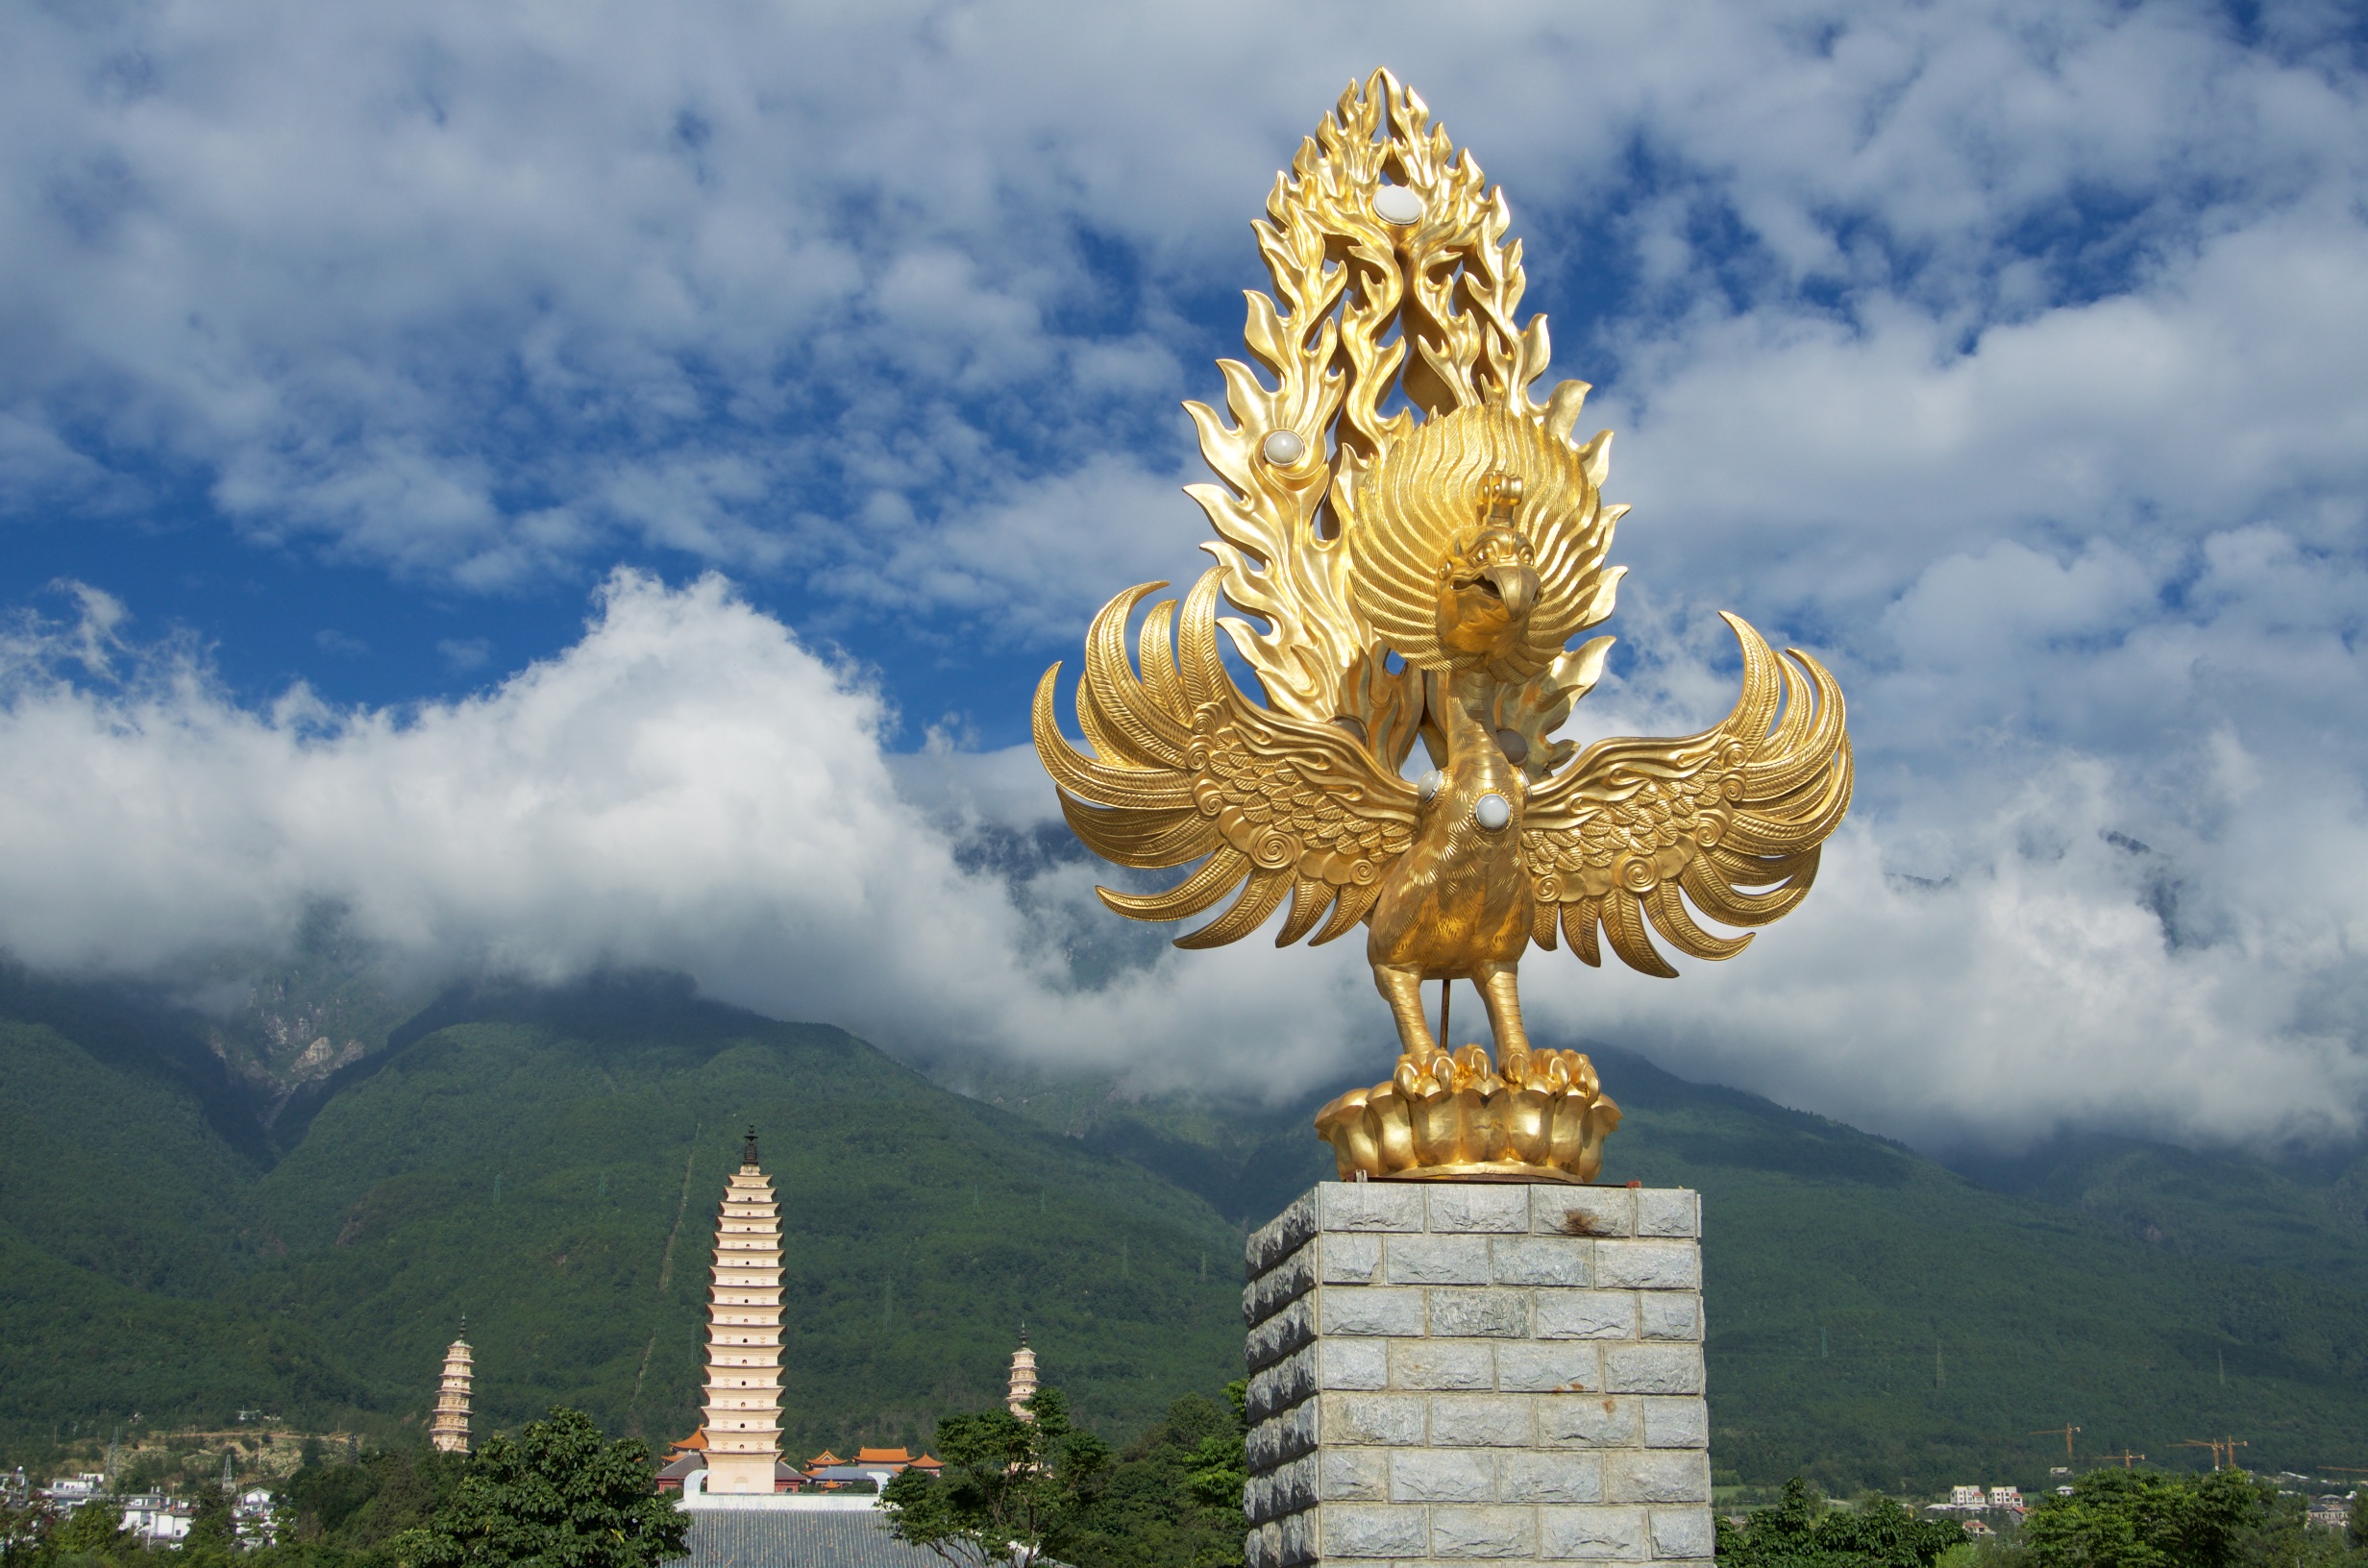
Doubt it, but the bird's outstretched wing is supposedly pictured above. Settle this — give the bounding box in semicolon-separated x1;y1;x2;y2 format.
1522;613;1851;977
1034;570;1420;949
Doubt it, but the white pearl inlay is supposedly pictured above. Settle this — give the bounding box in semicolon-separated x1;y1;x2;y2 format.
1262;429;1306;465
1417;769;1445;802
1373;185;1424;225
1474;792;1512;831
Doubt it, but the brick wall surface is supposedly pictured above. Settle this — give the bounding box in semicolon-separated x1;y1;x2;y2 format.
1242;1183;1708;1568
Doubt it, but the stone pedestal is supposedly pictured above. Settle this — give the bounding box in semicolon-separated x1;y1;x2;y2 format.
1244;1183;1709;1568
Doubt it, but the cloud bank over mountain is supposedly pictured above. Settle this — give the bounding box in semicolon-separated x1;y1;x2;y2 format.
0;0;2362;1153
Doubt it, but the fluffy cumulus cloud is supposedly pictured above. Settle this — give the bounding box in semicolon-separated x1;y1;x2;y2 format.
0;573;1383;1087
1;0;2364;1151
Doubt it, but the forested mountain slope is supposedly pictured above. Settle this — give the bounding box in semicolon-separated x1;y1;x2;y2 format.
5;967;2367;1494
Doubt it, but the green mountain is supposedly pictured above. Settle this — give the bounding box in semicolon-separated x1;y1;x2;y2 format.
6;965;2368;1497
0;971;1246;1457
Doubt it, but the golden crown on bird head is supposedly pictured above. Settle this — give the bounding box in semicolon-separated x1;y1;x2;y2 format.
1034;70;1854;1185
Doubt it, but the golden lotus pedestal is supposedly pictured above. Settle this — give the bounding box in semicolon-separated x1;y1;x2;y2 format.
1314;1046;1623;1186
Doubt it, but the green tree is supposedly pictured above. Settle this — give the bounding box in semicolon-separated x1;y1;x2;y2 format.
52;1503;126;1560
1183;1384;1246;1514
185;1478;236;1554
1062;1387;1244;1568
1718;1478;1964;1568
0;1496;59;1568
389;1409;684;1568
881;1387;1112;1568
2020;1469;2262;1568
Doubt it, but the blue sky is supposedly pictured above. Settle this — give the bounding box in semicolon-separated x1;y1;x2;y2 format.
3;1;2365;1153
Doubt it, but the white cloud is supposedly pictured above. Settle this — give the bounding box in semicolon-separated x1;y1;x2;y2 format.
0;574;1386;1098
1;0;2364;1152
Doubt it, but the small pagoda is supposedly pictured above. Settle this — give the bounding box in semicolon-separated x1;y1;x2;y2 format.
700;1128;785;1494
1006;1327;1038;1418
429;1325;473;1454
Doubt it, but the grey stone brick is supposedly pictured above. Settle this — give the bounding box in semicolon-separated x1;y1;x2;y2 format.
1323;1392;1427;1446
1248;1296;1318;1371
1322;1338;1391;1390
1249;1190;1320;1272
1431;1506;1538;1558
1322;1233;1385;1285
1246;1473;1271;1525
1319;1448;1390;1501
1247;1417;1280;1471
1270;1455;1317;1516
1390;1448;1496;1503
1640;1398;1709;1450
1427;1186;1530;1233
1633;1189;1700;1239
1536;1188;1634;1238
1390;1339;1495;1391
1323;1286;1427;1336
1321;1183;1427;1233
1501;1451;1605;1504
1275;1399;1319;1462
1604;1345;1704;1396
1386;1234;1494;1285
1638;1294;1700;1342
1539;1505;1647;1558
1538;1394;1640;1448
1280;1509;1319;1567
1493;1236;1591;1286
1427;1394;1536;1447
1534;1291;1636;1340
1497;1342;1602;1394
1249;1345;1317;1424
1650;1507;1715;1560
1323;1505;1428;1558
1605;1452;1711;1505
1592;1241;1700;1291
1248;1520;1278;1568
1429;1288;1532;1337
1250;1244;1320;1325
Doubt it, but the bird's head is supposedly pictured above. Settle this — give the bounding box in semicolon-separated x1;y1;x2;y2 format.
1435;473;1541;661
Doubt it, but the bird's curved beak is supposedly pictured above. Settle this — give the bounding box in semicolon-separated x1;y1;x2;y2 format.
1484;562;1539;622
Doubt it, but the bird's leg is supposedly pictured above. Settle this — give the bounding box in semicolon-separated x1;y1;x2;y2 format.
1373;962;1441;1066
1476;961;1532;1083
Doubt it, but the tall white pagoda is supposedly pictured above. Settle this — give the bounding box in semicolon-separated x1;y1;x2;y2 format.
1006;1327;1039;1418
700;1127;785;1494
429;1324;473;1454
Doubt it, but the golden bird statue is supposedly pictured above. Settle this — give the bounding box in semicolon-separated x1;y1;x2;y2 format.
1033;71;1853;1184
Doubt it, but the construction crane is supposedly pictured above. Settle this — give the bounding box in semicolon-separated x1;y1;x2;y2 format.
2101;1450;2146;1470
2031;1424;2083;1462
2176;1437;2250;1470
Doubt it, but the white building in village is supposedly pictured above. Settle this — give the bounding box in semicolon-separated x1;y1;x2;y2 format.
117;1494;193;1544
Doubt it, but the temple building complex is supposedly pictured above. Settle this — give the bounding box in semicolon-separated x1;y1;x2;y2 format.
653;1127;993;1568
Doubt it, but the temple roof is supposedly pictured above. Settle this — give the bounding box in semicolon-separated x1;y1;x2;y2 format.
668;1510;940;1568
852;1448;910;1464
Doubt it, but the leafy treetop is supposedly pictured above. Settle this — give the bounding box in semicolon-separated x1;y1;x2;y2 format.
881;1387;1112;1568
388;1409;684;1568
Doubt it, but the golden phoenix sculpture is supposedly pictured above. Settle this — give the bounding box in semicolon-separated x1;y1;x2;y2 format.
1033;71;1852;1184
